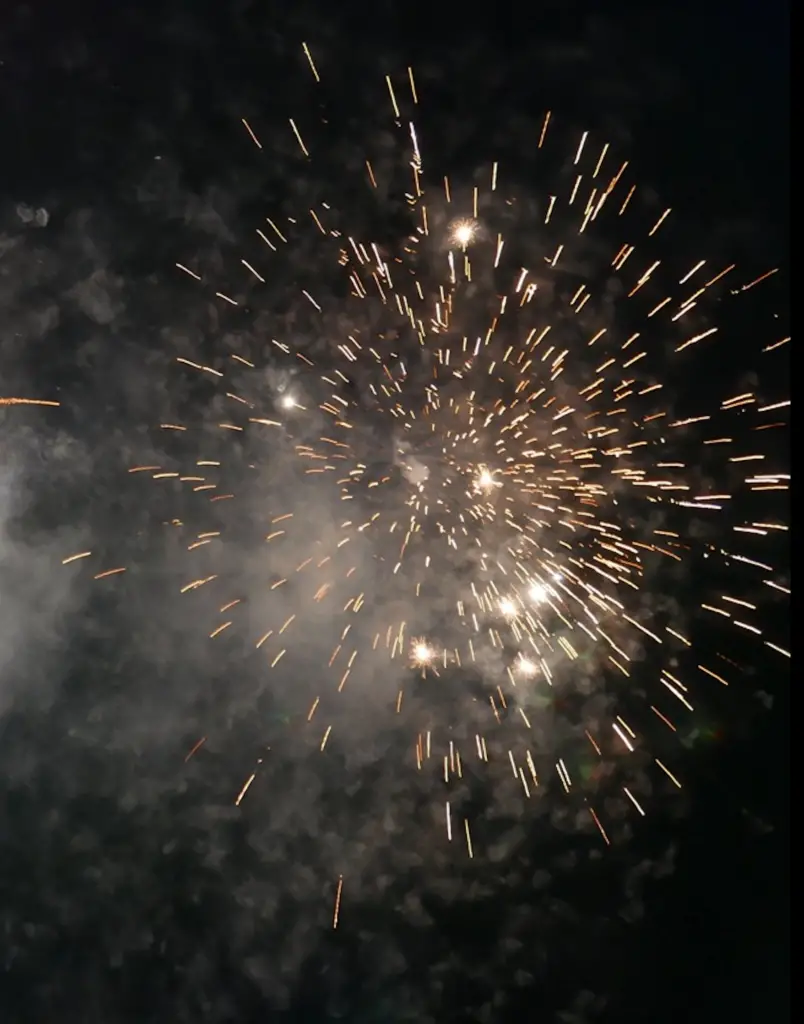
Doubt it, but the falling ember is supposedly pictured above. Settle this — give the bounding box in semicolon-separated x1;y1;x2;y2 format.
588;806;611;845
184;737;207;762
333;875;343;929
93;567;127;580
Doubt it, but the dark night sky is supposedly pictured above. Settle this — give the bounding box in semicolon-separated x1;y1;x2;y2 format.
0;2;789;1022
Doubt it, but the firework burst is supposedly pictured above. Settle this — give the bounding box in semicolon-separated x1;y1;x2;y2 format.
64;46;789;908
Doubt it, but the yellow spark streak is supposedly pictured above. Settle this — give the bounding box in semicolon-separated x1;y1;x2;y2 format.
62;551;92;564
176;263;201;280
385;75;400;119
648;208;671;236
699;664;729;686
235;773;256;806
538;111;551;148
623;788;645;816
177;358;223;378
302;42;320;82
1;397;60;407
289;119;310;157
655;760;682;788
241;118;262;149
464;819;474;859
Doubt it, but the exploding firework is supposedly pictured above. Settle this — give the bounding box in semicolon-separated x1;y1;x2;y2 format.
64;46;789;907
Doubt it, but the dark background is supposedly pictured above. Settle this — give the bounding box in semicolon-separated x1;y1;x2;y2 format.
0;1;789;1021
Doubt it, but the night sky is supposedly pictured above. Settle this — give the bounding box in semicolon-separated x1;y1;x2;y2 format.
0;2;789;1022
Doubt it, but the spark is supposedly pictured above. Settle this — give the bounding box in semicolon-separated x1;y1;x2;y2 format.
498;598;517;618
450;218;478;249
333;875;344;929
412;641;435;667
1;397;60;407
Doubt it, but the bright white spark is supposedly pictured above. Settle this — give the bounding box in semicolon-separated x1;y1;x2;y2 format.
413;641;434;665
451;219;478;248
517;656;538;677
475;467;500;493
